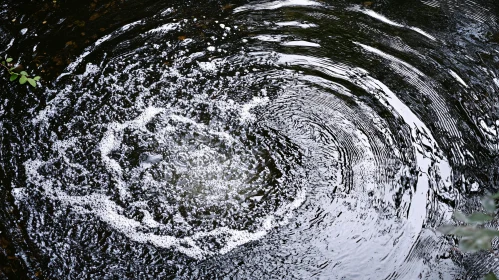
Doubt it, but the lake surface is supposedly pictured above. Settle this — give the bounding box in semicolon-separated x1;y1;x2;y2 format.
1;0;498;278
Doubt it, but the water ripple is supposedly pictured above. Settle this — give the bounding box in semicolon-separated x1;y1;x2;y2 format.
4;0;499;278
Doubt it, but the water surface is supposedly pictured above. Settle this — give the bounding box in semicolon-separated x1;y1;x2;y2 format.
1;0;499;278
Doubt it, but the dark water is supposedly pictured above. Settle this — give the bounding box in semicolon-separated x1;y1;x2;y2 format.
1;0;499;279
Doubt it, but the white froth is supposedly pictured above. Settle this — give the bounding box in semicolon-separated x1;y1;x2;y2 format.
470;182;480;192
11;188;27;200
83;63;100;77
147;22;180;34
160;7;174;16
140;154;163;169
32;86;72;125
254;34;286;42
493;78;499;88
22;32;313;261
240;96;269;123
167;113;236;144
25;148;306;259
197;61;218;72
140;210;163;228
99;107;165;199
27;96;305;259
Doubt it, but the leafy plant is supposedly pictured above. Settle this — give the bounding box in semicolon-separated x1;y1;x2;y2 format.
485;272;498;280
1;57;40;88
439;192;499;279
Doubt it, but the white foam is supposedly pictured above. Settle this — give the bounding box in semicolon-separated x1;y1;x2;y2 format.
240;96;269;123
197;61;218;72
23;44;313;261
471;182;480;192
254;34;287;42
99;107;165;199
11;188;26;200
494;78;499;88
29;99;305;259
140;154;163;169
146;22;179;34
25;147;306;259
82;63;100;77
32;86;72;125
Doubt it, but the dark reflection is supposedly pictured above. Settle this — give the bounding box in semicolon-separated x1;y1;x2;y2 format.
1;0;498;278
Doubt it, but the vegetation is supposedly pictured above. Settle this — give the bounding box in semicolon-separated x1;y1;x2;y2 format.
1;57;40;88
439;192;499;279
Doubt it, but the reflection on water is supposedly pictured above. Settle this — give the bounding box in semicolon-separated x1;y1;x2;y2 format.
1;0;498;278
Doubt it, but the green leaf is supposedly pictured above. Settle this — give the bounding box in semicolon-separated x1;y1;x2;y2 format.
437;225;456;235
467;213;494;223
459;236;491;252
20;71;28;76
10;74;18;81
482;196;496;214
454;211;493;224
459;228;499;252
438;225;499;237
485;272;498;280
19;75;27;84
454;211;468;223
27;78;36;87
439;225;499;252
491;192;499;199
438;225;475;236
438;226;499;252
1;61;5;65
33;76;41;81
6;58;13;63
460;232;491;252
